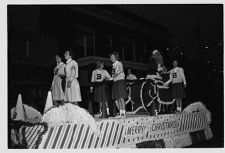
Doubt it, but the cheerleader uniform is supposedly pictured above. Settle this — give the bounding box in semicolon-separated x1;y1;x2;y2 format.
64;59;82;103
91;69;111;102
51;62;65;101
112;61;128;100
170;67;186;99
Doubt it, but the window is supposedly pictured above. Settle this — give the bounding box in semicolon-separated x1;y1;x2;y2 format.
75;32;94;58
75;33;84;58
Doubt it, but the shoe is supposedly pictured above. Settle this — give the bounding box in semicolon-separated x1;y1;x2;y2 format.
100;114;109;119
108;114;115;117
115;113;126;119
115;115;121;119
94;112;102;118
175;111;181;114
120;113;126;118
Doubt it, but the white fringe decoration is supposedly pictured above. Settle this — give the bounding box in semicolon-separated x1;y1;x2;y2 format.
164;133;192;148
42;103;100;135
204;127;213;140
11;104;42;123
11;129;19;145
163;137;174;148
182;101;212;124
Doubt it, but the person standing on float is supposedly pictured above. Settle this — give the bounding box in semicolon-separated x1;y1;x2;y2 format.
64;50;82;105
110;52;128;118
165;60;187;112
90;60;112;117
51;54;65;106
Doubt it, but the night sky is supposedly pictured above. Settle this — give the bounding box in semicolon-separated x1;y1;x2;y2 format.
118;4;223;45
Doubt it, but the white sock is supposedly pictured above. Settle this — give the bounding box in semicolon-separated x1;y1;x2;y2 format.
122;110;125;115
120;110;122;115
106;108;109;115
177;107;181;112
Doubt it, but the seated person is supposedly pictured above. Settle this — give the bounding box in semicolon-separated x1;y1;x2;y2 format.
126;68;137;86
126;68;137;80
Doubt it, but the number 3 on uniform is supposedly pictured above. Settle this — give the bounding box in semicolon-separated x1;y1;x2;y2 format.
97;74;102;79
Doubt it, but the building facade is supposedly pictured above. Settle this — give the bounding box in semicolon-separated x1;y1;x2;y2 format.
8;5;171;111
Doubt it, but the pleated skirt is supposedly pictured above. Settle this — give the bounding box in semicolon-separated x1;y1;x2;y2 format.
172;83;186;99
112;80;128;100
94;84;109;102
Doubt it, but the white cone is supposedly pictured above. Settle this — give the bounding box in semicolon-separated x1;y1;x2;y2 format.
12;94;25;121
44;91;53;113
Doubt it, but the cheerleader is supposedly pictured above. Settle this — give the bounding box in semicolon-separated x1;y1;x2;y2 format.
90;61;112;117
165;60;187;112
64;50;82;105
110;52;128;118
51;54;65;106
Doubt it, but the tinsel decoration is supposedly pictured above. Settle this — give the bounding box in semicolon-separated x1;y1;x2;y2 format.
164;133;192;148
182;101;211;124
11;104;42;123
42;103;100;135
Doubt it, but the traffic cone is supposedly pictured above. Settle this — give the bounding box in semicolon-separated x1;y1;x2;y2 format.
12;94;25;121
44;91;53;113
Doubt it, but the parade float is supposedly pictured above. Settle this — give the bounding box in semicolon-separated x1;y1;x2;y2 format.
10;79;213;148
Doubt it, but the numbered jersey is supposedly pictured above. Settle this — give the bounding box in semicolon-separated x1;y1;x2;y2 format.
91;69;111;82
170;67;186;85
112;61;125;81
65;59;79;80
54;62;65;77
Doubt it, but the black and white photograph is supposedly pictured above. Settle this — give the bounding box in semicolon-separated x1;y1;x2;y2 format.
1;0;224;150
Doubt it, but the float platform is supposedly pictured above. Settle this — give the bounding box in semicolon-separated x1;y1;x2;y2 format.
11;110;213;148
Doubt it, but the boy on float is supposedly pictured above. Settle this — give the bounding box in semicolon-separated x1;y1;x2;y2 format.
90;60;112;118
165;60;187;113
110;52;128;118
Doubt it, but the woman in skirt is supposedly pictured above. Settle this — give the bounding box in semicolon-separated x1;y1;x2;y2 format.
64;50;82;105
165;60;187;112
51;54;65;106
90;60;112;117
110;52;128;118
